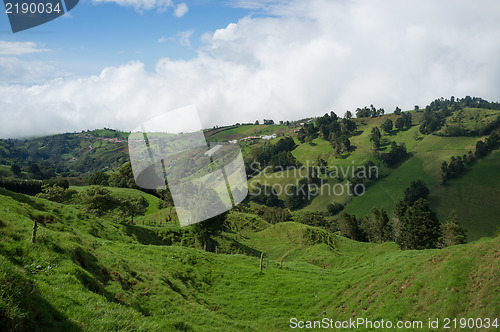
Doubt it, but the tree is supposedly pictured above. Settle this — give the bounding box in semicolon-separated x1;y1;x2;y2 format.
438;211;467;247
10;164;21;176
89;172;110;186
381;119;393;133
28;163;42;179
108;162;137;188
391;199;407;243
369;126;381;150
262;206;291;224
475;140;487;158
36;185;77;203
402;112;412;128
396;198;440;250
404;180;429;205
327;202;344;216
337;212;364;241
255;120;260;125
361;207;392;243
344;110;352;119
395;117;405;130
394;107;402;115
414;105;420;111
284;185;302;210
117;196;147;223
192;212;227;251
78;186;118;216
441;161;449;183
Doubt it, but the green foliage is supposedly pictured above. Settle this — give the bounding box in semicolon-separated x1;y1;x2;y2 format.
396;199;440;250
369;126;381;150
249;183;282;207
439;211;467;247
10;164;21;176
78;186;118;216
361;207;392;243
291;210;327;228
36;185;77;203
0;177;43;196
475;140;487;158
326;202;344;216
381;118;393;133
336;212;364;241
89;172;110;186
108;163;137;189
117;196;147;223
261;206;291;224
379;141;408;167
192;213;227;251
403;180;430;205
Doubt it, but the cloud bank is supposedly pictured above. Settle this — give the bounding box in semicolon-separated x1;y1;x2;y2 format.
1;0;500;138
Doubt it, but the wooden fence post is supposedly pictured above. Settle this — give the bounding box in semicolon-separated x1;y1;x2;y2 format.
259;252;264;272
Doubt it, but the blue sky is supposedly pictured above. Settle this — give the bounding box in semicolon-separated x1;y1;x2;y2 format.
1;0;500;138
0;0;252;75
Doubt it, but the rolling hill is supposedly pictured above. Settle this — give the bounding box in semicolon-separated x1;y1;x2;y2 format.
0;187;498;331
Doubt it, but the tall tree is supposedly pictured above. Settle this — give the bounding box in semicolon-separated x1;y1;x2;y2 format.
381;119;393;133
396;198;440;250
369;126;381;150
361;207;392;243
438;210;467;247
10;164;21;176
192;212;227;251
337;212;364;241
404;180;429;205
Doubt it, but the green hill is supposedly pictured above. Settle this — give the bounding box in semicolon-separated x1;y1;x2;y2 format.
0;188;498;331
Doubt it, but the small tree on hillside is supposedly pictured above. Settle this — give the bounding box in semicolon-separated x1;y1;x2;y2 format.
192;212;227;251
404;180;429;206
369;126;381;151
78;186;118;216
10;164;21;176
118;196;147;223
396;198;440;250
381;119;393;133
438;210;467;247
337;212;364;241
395;117;405;130
361;207;392;243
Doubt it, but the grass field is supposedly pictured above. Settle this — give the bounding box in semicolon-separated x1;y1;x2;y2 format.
0;188;498;331
344;157;438;218
206;124;289;141
429;150;500;241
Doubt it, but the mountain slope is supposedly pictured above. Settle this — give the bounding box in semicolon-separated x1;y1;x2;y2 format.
0;189;498;331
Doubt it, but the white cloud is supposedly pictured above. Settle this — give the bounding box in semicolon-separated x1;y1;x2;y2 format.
157;36;167;43
0;57;67;84
91;0;173;12
1;0;500;138
174;2;188;18
0;41;49;55
178;30;194;47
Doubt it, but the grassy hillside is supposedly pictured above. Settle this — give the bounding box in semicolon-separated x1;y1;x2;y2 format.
429;150;500;241
0;188;498;331
245;109;499;239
